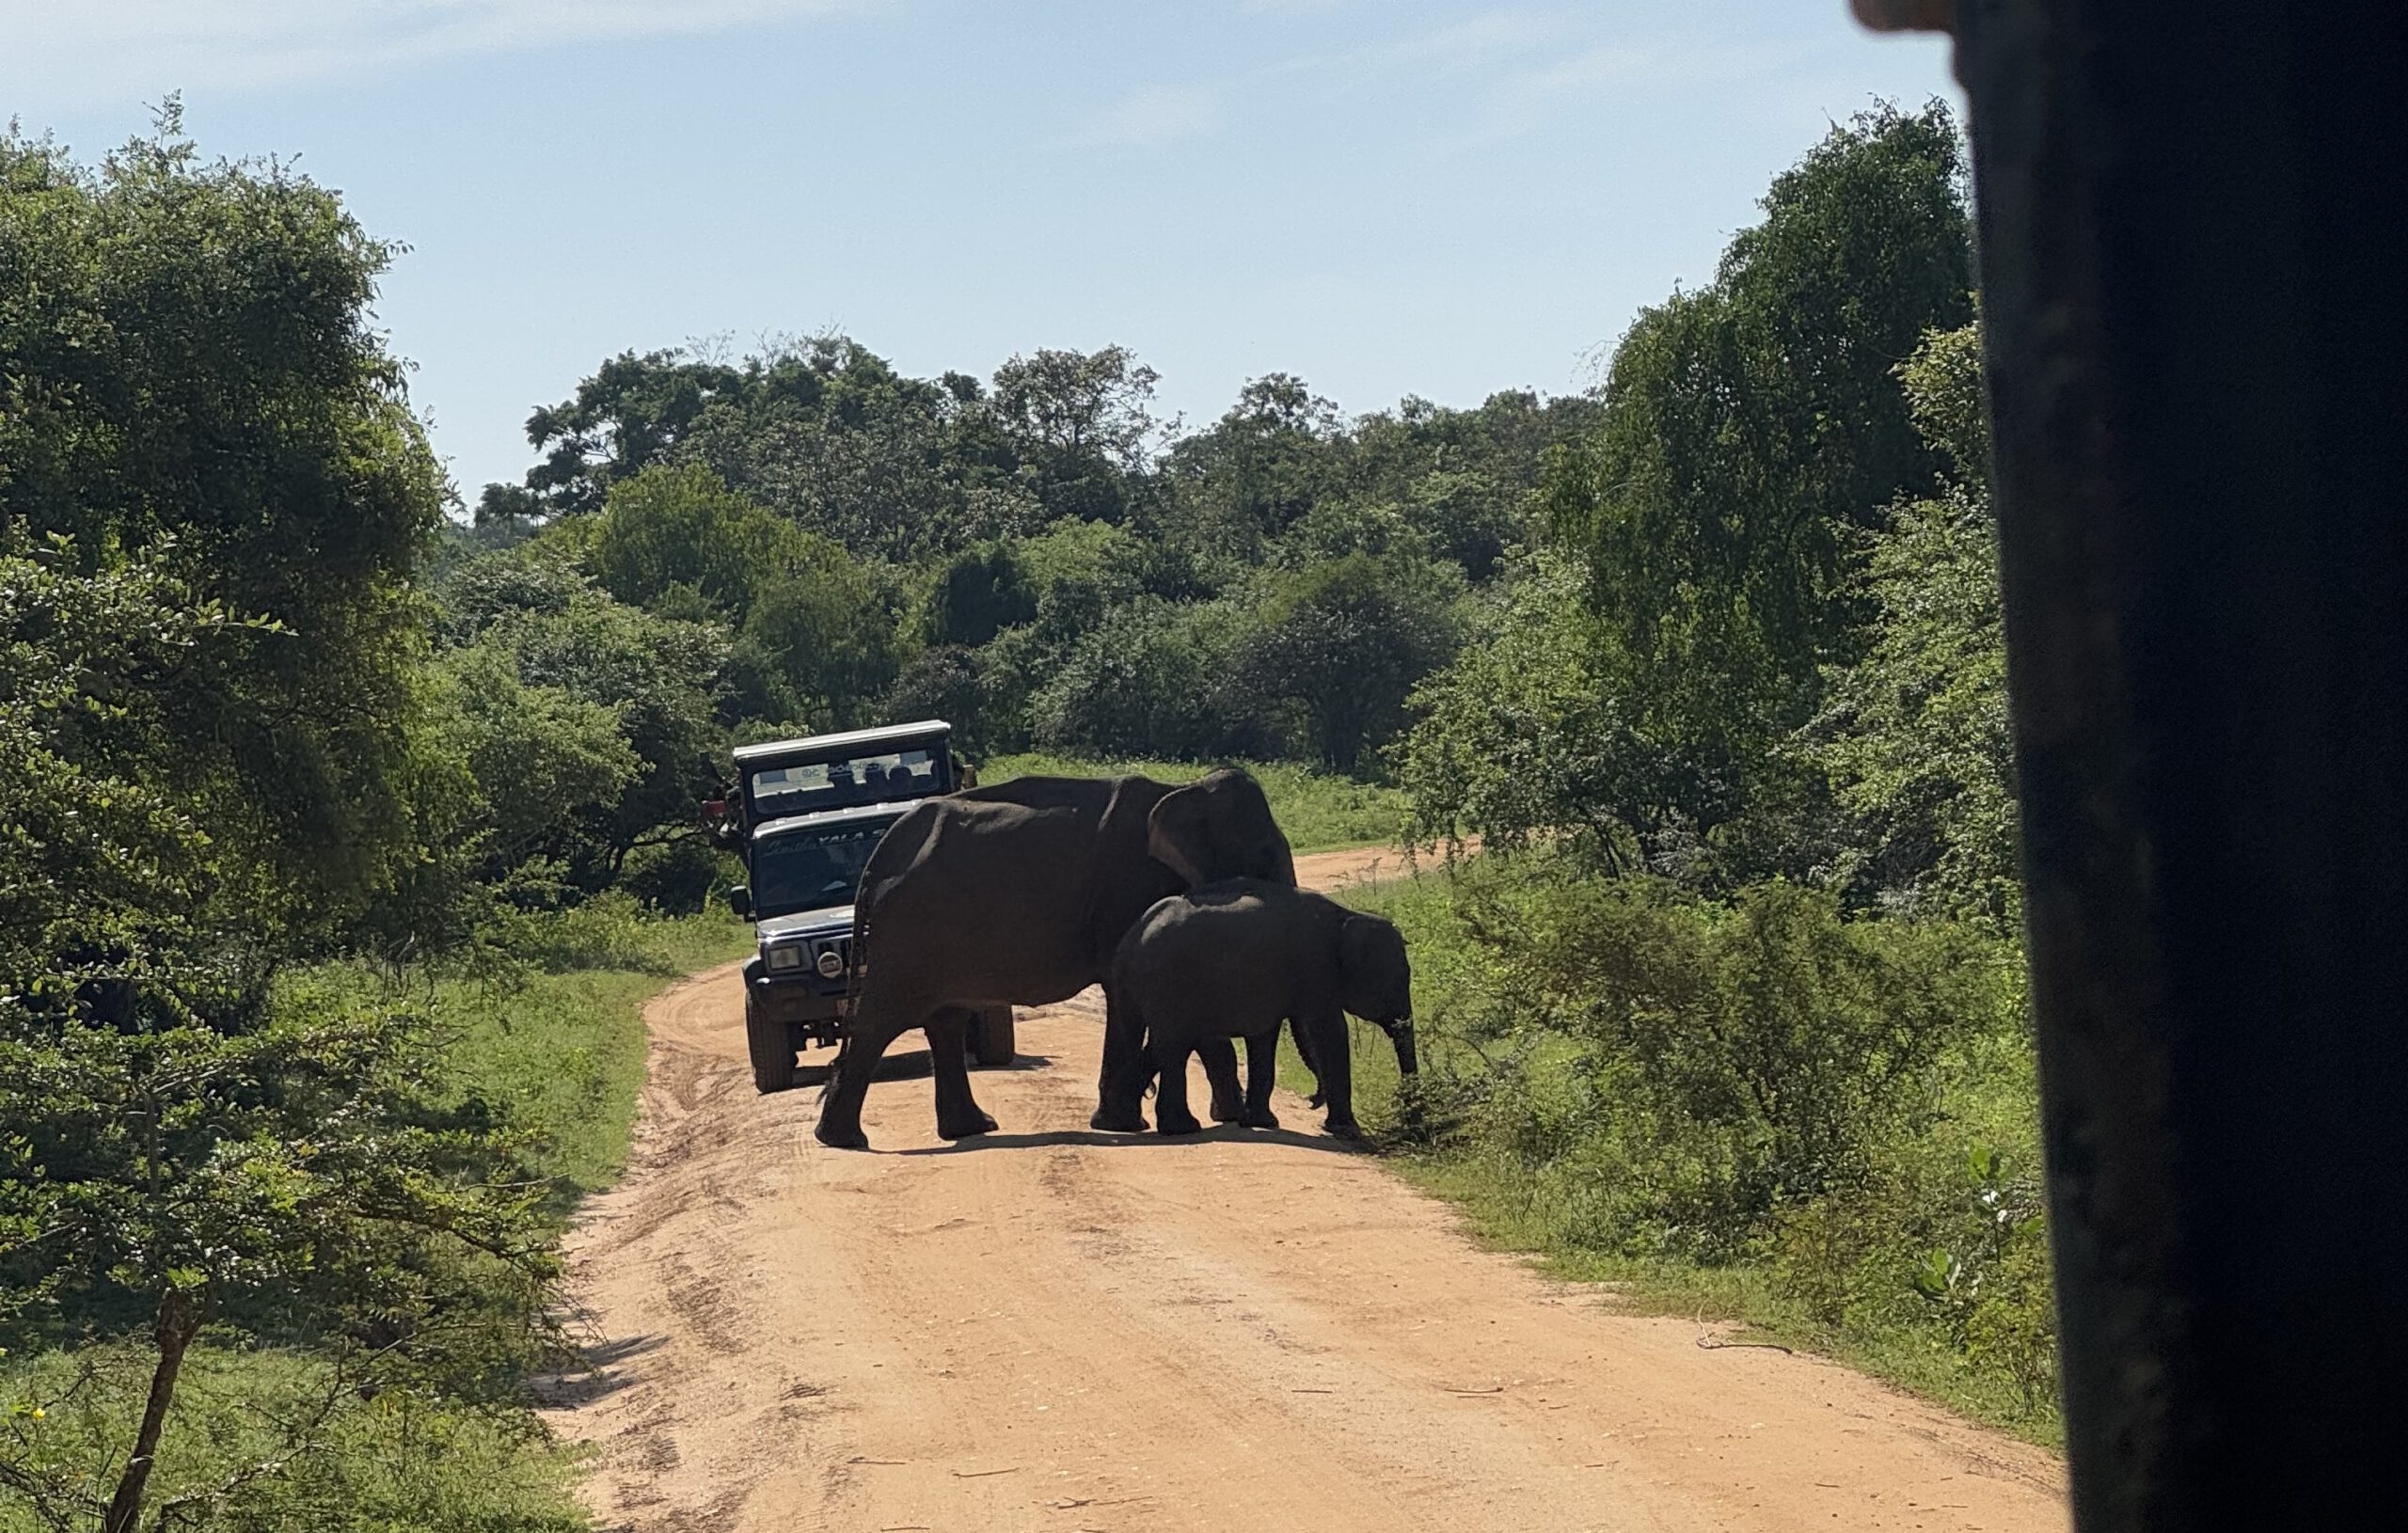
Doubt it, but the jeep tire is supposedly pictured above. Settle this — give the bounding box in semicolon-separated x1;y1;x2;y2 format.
973;1006;1016;1067
746;991;797;1094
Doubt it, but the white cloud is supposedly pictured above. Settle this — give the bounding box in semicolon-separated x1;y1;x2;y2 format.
1073;84;1221;148
1459;39;1805;148
1369;8;1565;69
0;0;881;106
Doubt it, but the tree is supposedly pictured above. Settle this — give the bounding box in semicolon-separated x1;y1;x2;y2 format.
512;349;745;518
1031;598;1260;760
1395;553;1663;862
437;545;728;892
1159;374;1346;561
0;995;558;1533
1237;554;1462;774
0;532;268;1034
917;541;1038;650
1539;101;1975;858
990;345;1161;525
1;111;449;939
1810;320;2017;922
589;464;898;725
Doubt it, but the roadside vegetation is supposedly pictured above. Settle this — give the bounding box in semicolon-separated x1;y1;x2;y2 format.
3;87;2049;1530
1306;107;2055;1441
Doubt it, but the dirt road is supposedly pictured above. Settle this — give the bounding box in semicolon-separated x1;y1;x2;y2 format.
544;846;2067;1531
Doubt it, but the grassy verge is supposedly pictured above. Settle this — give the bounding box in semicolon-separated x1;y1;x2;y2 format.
1289;862;2064;1450
982;752;1408;852
1;901;751;1533
432;902;752;1207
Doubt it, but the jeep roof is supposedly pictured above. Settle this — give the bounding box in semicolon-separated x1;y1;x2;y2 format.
732;719;951;769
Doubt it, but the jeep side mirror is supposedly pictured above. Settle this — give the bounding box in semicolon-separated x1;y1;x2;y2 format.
727;886;752;920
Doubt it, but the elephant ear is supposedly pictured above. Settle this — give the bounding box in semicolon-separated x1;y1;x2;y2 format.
1339;913;1407;1000
1146;784;1213;889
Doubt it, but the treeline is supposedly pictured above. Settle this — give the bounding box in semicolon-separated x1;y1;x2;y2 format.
464;336;1594;778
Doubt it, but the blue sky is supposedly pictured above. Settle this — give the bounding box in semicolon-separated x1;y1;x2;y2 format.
1;2;1956;504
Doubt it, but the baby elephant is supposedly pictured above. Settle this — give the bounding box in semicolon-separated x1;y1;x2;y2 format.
1092;878;1417;1138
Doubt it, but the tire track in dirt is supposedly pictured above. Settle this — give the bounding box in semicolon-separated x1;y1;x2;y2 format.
541;846;2067;1531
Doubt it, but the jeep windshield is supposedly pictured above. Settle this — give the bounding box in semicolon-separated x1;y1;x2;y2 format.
751;820;894;920
749;749;941;819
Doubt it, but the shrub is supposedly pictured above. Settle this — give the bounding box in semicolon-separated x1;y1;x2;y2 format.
1340;855;2055;1433
1029;598;1259;760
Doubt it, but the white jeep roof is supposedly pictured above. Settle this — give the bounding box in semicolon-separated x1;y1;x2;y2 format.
733;719;951;767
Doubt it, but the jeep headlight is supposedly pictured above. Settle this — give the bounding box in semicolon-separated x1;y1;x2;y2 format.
815;947;846;979
767;945;803;972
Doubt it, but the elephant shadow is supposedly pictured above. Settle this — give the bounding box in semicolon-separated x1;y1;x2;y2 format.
892;1122;1369;1158
795;1050;1057;1088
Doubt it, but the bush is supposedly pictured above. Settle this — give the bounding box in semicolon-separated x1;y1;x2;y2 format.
1236;553;1462;775
0;1343;587;1533
1029;598;1259;760
621;837;736;915
1331;856;2057;1436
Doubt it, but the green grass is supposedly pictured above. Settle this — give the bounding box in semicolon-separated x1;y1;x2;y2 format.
982;752;1409;853
434;902;751;1203
1;1343;588;1533
0;902;751;1532
1286;865;2066;1451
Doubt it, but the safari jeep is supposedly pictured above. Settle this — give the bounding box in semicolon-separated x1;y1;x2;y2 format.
712;720;1014;1094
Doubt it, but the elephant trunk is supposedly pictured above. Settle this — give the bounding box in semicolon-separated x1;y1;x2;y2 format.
1386;1020;1418;1079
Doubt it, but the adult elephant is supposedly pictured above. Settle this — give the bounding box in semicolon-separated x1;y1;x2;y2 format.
816;769;1296;1149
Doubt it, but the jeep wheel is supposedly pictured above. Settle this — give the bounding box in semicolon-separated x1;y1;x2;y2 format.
973;1006;1016;1067
746;992;797;1093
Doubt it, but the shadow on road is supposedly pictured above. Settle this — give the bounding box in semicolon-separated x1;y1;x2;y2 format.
792;1050;1059;1088
529;1332;666;1409
890;1123;1367;1158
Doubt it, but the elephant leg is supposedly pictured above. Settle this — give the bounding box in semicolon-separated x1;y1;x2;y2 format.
927;1006;998;1141
1304;1008;1359;1139
1293;1018;1328;1109
1198;1035;1244;1124
1241;1029;1281;1130
1091;986;1150;1132
1153;1037;1204;1136
815;996;927;1149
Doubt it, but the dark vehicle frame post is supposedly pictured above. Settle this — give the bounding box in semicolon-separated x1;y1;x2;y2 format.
1863;1;2408;1525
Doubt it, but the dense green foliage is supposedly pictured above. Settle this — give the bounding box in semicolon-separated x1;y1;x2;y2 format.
1416;103;1977;883
1327;859;2056;1437
0;115;752;1532
1374;103;2050;1433
473;323;1600;774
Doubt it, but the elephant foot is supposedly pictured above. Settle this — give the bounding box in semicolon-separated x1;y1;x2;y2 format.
1208;1093;1244;1124
1323;1117;1364;1141
1241;1108;1281;1130
1090;1107;1149;1133
938;1108;1000;1141
1155;1110;1205;1136
815;1119;870;1151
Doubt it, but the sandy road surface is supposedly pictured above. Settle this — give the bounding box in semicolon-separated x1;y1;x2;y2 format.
543;846;2067;1531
